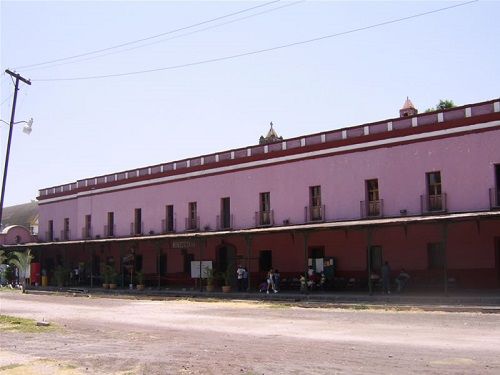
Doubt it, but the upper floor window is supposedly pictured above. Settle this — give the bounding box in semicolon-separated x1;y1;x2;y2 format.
257;192;272;226
220;197;231;229
491;164;500;208
47;220;54;241
164;205;175;232
107;212;114;237
84;215;91;238
365;179;382;217
425;171;445;211
63;218;70;240
187;202;198;230
307;186;323;221
134;208;142;235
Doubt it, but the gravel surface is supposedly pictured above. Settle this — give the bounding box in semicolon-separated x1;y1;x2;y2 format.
1;292;499;374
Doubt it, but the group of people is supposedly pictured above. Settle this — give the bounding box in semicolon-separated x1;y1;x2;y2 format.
376;261;410;294
258;268;280;294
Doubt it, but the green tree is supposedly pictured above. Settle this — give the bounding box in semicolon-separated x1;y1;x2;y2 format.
8;249;33;291
425;99;456;112
437;99;455;110
0;249;7;264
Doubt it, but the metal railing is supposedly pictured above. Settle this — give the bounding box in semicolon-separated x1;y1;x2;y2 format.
45;230;54;242
255;210;274;227
185;216;200;231
489;188;500;209
304;205;325;222
60;229;71;241
81;227;93;239
216;214;234;230
104;224;116;237
130;222;144;236
161;218;176;233
360;199;384;218
420;193;447;214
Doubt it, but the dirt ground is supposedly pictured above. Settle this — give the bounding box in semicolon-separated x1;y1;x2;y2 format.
1;292;500;374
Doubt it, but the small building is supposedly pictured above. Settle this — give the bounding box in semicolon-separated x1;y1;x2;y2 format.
9;98;500;292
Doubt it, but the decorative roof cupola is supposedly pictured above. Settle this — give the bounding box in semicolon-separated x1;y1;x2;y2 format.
399;97;418;117
259;122;283;145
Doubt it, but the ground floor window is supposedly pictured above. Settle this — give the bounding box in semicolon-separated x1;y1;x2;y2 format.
427;243;445;269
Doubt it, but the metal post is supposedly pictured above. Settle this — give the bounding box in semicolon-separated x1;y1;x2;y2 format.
0;70;31;228
442;222;448;295
303;232;309;293
199;238;203;292
367;228;373;295
245;235;252;291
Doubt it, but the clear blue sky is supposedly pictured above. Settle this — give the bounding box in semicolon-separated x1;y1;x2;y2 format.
1;1;499;206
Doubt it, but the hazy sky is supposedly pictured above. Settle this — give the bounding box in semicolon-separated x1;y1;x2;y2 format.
1;1;499;206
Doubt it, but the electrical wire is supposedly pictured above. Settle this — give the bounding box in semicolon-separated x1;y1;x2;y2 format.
0;94;13;107
14;0;280;70
32;0;478;82
20;0;304;73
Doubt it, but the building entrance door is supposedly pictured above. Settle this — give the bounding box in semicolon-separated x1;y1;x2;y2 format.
217;244;236;286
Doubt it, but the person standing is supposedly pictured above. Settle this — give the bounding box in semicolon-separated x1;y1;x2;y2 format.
236;265;245;292
243;267;249;291
381;261;391;294
267;269;277;294
273;269;280;291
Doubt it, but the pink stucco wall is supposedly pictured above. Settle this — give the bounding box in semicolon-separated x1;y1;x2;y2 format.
38;129;500;241
0;226;33;245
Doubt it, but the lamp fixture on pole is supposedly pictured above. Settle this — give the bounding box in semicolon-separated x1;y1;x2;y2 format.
0;69;32;229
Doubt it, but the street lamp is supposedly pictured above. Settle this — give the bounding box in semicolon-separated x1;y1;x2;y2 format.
0;118;34;229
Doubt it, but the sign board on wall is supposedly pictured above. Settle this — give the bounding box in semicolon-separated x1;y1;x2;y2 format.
190;261;212;278
172;240;196;249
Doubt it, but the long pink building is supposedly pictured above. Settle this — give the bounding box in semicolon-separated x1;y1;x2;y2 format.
22;98;500;291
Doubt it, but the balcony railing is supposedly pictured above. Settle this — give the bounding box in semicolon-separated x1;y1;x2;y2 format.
360;199;384;218
46;231;54;242
161;218;176;233
255;210;274;227
489;188;500;209
81;227;93;239
304;205;325;222
130;222;144;236
60;229;71;241
216;214;234;230
185;216;200;231
421;193;447;214
104;224;116;237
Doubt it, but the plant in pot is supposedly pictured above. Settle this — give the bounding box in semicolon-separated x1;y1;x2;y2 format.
54;265;68;287
204;267;217;292
222;264;234;293
136;271;145;290
108;265;118;289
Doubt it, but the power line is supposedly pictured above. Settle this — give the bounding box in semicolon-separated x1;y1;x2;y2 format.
14;0;280;70
32;0;478;82
20;0;304;73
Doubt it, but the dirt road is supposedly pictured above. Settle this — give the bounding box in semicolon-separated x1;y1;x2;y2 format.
1;292;499;374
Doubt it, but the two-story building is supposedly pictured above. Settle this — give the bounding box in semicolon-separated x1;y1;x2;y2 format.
21;98;500;291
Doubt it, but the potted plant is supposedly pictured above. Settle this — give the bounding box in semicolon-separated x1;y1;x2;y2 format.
136;271;145;290
54;265;68;287
204;267;217;292
222;264;234;293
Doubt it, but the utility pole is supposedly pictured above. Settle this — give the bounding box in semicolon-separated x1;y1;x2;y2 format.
0;69;31;229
